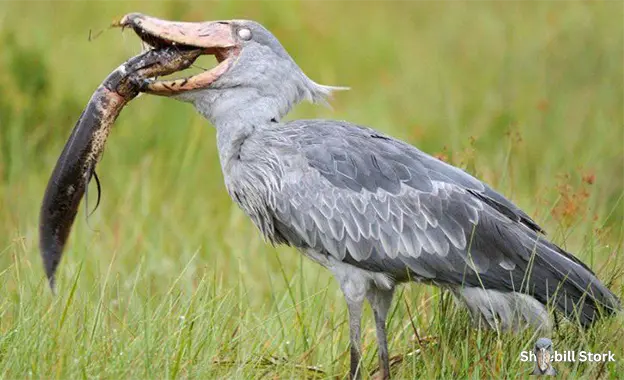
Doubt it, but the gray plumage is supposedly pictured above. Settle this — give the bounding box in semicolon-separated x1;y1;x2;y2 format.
223;118;616;326
157;20;619;379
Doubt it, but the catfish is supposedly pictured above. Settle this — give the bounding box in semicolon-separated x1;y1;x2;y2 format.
40;47;201;291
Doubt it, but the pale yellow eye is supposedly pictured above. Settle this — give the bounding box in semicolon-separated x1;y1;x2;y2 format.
238;28;252;41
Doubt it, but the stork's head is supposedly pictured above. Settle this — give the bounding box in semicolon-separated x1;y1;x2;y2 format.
534;338;555;374
118;13;345;124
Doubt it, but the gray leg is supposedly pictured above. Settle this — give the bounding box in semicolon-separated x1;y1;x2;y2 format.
324;255;380;380
346;298;364;380
367;287;395;380
332;268;369;380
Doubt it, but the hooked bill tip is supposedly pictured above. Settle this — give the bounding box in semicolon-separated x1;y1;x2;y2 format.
110;17;124;28
112;13;145;29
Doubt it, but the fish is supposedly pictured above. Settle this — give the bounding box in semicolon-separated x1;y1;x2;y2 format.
39;47;202;292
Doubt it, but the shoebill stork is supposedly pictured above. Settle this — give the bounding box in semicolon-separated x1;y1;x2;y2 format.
117;13;619;379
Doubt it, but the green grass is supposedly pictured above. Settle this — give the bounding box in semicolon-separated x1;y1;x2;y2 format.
1;1;623;378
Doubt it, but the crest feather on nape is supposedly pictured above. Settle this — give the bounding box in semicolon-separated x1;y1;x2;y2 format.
303;75;349;107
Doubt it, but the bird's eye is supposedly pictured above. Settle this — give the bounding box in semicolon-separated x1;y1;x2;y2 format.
237;28;252;41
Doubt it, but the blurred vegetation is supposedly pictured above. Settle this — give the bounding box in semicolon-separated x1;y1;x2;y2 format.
0;1;622;378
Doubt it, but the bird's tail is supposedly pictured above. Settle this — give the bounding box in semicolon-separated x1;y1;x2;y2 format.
530;238;621;327
454;232;620;330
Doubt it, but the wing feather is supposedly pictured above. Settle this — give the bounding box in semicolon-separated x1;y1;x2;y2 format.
262;120;618;325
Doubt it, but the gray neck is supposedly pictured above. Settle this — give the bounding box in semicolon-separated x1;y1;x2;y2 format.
188;88;280;168
191;87;286;125
215;120;255;170
177;70;341;167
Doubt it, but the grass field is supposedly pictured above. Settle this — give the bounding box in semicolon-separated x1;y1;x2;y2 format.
1;1;623;378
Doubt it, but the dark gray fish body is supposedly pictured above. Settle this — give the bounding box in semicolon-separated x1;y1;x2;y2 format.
40;47;201;290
